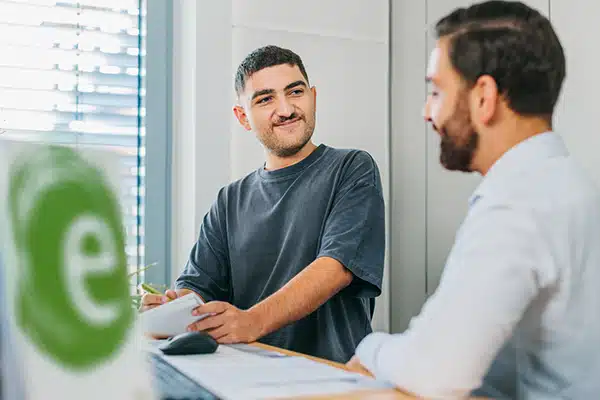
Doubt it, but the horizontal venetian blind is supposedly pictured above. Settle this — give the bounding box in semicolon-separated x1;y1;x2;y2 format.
0;0;146;275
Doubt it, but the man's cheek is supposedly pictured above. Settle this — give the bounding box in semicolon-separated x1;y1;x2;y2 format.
430;96;447;123
249;113;269;131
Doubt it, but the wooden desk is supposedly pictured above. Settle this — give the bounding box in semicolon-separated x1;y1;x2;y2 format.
252;343;488;400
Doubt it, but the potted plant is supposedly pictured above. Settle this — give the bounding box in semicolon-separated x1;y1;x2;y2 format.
128;262;165;310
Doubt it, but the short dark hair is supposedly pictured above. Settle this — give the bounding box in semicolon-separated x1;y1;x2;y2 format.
435;0;566;120
234;45;310;96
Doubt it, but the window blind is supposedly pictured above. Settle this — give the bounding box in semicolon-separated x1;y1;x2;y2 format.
0;0;147;277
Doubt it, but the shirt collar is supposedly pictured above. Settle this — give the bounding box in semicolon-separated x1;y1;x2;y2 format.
468;131;569;207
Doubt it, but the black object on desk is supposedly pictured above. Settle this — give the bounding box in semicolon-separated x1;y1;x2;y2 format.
159;331;219;356
149;352;222;400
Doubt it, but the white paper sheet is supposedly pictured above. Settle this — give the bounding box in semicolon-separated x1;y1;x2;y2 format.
154;344;394;399
238;378;388;399
138;293;209;337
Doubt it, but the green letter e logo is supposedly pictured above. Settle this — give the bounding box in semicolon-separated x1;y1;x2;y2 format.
8;145;133;370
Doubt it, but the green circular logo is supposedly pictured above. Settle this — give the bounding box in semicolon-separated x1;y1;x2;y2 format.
8;145;133;370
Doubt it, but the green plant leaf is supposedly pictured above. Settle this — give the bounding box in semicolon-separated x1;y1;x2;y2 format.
127;261;158;279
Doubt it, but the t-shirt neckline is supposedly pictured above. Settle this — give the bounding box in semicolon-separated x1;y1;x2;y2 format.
258;144;328;181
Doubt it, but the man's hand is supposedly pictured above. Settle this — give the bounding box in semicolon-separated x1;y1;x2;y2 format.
139;288;192;312
188;301;264;344
345;355;374;377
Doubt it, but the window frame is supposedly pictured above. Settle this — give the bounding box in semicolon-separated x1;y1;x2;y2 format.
143;0;172;287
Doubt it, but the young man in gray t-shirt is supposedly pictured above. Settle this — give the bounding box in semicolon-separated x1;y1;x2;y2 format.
141;45;385;363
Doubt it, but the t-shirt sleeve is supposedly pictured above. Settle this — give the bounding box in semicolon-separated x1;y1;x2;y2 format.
317;151;385;298
174;188;231;302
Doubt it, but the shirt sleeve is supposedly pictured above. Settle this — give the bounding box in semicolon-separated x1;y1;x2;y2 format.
355;203;557;399
316;151;386;298
174;188;231;302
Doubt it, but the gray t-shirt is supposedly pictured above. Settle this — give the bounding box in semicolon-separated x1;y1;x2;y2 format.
175;144;385;362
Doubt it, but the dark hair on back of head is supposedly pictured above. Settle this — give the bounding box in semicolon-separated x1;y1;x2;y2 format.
435;0;566;121
234;45;309;96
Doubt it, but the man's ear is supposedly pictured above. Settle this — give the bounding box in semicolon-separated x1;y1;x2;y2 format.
470;75;499;125
311;86;317;107
233;105;252;131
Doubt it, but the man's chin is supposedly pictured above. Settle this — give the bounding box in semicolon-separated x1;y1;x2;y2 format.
272;145;306;158
441;162;473;173
439;135;478;172
439;152;474;172
270;138;313;158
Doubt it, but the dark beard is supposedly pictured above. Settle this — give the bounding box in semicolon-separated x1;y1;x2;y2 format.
270;135;312;157
261;112;315;158
438;96;479;172
439;131;478;172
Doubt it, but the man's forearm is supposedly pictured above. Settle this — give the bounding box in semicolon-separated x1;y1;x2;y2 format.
248;256;353;338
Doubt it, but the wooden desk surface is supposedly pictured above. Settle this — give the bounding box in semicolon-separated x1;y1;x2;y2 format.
252;342;487;400
250;342;410;399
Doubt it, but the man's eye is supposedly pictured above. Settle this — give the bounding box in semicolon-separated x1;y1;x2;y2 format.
290;89;304;95
257;96;272;104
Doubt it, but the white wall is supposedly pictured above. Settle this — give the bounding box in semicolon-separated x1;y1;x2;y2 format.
171;0;232;284
389;0;600;331
552;2;600;185
388;0;429;334
171;0;391;332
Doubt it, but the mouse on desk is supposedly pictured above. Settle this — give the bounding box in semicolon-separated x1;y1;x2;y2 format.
159;331;218;356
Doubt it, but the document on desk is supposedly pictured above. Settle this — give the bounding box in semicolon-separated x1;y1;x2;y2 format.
139;293;208;337
158;344;394;399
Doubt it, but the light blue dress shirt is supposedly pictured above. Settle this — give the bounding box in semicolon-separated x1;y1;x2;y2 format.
357;132;600;399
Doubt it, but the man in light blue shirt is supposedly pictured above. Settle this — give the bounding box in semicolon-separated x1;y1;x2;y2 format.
347;1;600;398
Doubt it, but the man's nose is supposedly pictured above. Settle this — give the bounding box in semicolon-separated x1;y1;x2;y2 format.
422;99;431;122
275;97;294;117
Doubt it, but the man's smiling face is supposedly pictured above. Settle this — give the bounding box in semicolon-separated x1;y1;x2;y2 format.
235;63;317;158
